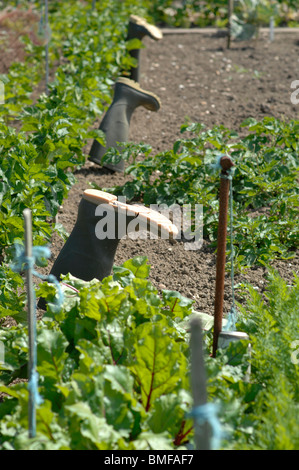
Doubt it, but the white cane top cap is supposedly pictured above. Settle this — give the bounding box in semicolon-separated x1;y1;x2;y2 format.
219;331;249;340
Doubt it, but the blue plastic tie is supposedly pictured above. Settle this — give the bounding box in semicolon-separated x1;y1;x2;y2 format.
211;154;225;172
188;402;222;450
224;306;238;331
11;243;64;314
28;370;44;407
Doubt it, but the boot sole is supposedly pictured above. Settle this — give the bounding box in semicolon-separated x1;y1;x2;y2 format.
116;77;161;112
83;189;178;238
129;15;163;41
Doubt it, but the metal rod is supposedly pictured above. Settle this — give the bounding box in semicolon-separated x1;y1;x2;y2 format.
212;156;234;358
269;16;274;42
227;0;234;49
190;316;211;450
45;0;49;94
23;208;36;438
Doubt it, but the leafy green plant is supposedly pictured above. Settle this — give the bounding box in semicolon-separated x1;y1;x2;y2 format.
0;0;298;451
0;114;86;319
1;258;298;449
228;270;299;449
0;257;195;450
0;0;151;321
98;117;298;269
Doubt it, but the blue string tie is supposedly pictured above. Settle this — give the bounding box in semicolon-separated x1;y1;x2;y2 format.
11;243;64;314
211;154;225;173
187;402;222;450
28;370;44;406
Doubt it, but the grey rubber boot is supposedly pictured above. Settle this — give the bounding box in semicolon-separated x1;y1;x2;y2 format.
48;192;120;284
38;189;178;309
88;77;161;172
126;15;163;82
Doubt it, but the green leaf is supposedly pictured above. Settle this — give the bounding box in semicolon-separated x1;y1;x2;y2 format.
133;431;174;450
147;391;192;436
121;256;150;279
162;290;194;319
76;339;104;375
79;287;102;322
102;365;141;434
131;321;187;412
37;328;68;382
112;265;135;287
126;38;143;51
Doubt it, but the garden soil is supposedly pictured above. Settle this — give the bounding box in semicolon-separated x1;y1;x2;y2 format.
1;25;299;319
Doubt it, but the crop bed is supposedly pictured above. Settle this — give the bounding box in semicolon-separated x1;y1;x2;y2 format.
1;15;298;318
0;2;298;450
43;29;299;316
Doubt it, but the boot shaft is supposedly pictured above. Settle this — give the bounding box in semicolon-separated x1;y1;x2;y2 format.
49;196;139;283
39;190;179;311
88;78;160;171
50;198;120;282
126;15;163;42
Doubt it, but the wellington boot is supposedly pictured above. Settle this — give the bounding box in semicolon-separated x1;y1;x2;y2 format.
38;189;178;310
88;77;161;172
127;15;163;82
127;15;163;42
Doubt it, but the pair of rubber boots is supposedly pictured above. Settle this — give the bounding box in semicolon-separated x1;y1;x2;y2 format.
88;15;163;173
38;189;178;309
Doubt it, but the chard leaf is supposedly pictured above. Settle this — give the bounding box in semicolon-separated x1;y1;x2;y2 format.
122;256;150;279
131;321;187;411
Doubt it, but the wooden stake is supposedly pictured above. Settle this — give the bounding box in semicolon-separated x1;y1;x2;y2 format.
190;316;211;450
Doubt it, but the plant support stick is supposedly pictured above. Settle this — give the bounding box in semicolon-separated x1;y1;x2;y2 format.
269;16;274;42
23;209;36;437
212;156;234;357
227;0;234;49
45;0;49;94
190;316;211;450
